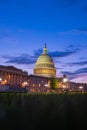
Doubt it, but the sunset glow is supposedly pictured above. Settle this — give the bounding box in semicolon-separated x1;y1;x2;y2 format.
0;0;87;83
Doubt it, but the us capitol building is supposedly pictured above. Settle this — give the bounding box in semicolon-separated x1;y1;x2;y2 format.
28;44;57;92
0;44;69;92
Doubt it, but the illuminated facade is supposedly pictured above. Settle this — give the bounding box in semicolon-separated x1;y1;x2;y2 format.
28;75;50;92
34;44;56;77
0;65;28;86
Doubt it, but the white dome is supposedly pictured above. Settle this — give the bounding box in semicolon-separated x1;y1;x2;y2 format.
33;44;56;77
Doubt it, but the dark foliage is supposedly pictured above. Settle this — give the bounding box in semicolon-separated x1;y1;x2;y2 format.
50;77;58;89
0;92;87;130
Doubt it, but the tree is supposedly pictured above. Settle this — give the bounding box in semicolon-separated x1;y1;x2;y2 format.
50;77;59;89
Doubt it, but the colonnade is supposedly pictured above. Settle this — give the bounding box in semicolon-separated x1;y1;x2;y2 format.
0;70;28;86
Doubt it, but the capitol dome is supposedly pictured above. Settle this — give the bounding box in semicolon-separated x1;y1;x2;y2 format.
34;44;56;77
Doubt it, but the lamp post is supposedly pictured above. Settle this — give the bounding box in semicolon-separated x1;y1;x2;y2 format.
62;74;68;91
22;81;28;88
63;74;68;82
44;83;48;87
44;83;49;92
79;86;83;93
0;78;2;81
0;78;2;85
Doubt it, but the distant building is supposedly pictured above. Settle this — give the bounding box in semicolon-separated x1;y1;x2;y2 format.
0;65;28;86
28;75;50;92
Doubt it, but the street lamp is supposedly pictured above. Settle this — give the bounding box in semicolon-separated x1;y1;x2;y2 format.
79;86;83;92
0;78;2;81
0;78;2;84
44;83;48;87
63;78;68;83
79;86;83;89
63;85;66;88
62;74;68;90
22;81;28;88
63;74;68;83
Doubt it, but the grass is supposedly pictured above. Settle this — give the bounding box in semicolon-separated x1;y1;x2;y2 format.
0;92;87;130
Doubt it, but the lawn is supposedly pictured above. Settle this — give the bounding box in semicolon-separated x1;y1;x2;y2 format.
0;92;87;130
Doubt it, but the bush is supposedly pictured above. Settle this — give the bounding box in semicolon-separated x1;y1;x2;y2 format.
0;92;87;129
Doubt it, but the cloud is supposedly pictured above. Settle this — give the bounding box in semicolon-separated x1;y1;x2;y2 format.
61;71;77;79
49;45;79;57
76;67;87;74
0;29;11;40
72;68;87;83
34;46;79;58
68;61;87;66
0;28;18;44
62;67;87;81
2;54;36;65
0;32;8;39
49;50;77;57
77;27;87;34
76;28;87;34
80;57;87;60
33;49;43;57
57;28;87;36
1;45;80;65
78;27;87;32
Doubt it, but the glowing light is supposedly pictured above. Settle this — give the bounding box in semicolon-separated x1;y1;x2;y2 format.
22;81;28;88
0;78;2;82
63;85;66;88
1;79;7;85
79;86;83;89
63;78;68;83
24;82;28;85
44;84;48;87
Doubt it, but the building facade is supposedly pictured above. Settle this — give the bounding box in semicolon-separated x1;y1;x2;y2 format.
28;75;50;92
0;65;28;86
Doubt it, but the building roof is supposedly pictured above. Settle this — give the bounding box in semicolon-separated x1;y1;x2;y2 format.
0;65;28;74
28;74;50;79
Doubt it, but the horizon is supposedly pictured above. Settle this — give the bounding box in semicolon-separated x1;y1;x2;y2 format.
0;0;87;83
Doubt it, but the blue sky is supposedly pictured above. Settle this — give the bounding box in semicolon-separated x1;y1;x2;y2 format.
0;0;87;83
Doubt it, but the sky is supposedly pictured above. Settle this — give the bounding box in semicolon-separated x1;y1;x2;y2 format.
0;0;87;83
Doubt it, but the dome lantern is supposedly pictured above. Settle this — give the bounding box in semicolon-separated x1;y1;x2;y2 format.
43;43;47;54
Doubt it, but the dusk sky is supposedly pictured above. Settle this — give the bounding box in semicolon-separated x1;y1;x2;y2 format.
0;0;87;83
